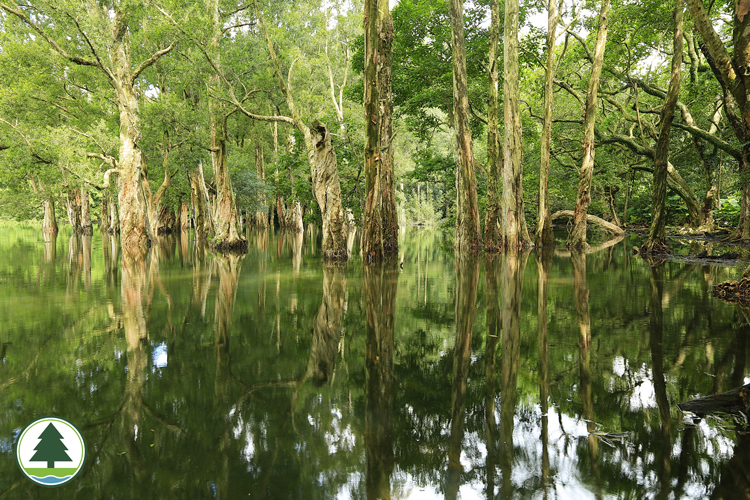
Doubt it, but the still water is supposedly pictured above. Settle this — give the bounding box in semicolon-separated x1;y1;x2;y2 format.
0;224;748;499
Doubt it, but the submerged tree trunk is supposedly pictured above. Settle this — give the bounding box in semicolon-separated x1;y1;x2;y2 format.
42;195;58;235
189;164;213;241
208;0;246;252
535;0;561;246
254;141;269;228
109;191;120;234
363;0;397;262
0;3;173;254
179;201;189;232
571;0;610;249
114;71;152;253
80;187;92;235
643;0;683;254
66;188;82;233
484;0;502;252
502;0;531;249
450;0;482;253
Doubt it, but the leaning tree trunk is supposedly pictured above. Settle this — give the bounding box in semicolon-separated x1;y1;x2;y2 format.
571;0;610;249
687;0;750;240
484;0;502;252
502;0;532;249
306;122;348;260
450;0;482;253
535;0;560;247
254;0;347;260
643;0;683;254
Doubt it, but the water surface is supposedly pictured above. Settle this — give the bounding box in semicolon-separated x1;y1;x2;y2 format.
0;225;748;499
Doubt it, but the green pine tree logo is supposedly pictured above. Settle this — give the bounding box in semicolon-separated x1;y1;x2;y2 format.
30;423;72;469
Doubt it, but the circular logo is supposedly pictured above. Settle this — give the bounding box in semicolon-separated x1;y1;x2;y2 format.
15;417;86;487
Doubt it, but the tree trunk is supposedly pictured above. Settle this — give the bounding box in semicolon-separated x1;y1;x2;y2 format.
157;206;176;234
687;0;750;239
291;201;304;233
254;141;269;228
307;122;348;260
114;70;151;252
208;0;246;252
80;187;92;235
101;196;110;232
551;210;625;235
180;201;190;232
364;0;384;262
484;0;502;252
189;164;213;241
42;197;58;235
643;0;683;254
571;0;610;249
66;188;82;233
535;0;560;247
450;0;482;253
109;191;120;234
378;7;398;257
363;0;397;261
502;0;532;249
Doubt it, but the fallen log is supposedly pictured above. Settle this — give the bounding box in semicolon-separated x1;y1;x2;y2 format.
677;383;750;417
551;210;626;236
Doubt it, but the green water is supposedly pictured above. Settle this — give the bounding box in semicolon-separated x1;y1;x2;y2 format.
0;224;748;499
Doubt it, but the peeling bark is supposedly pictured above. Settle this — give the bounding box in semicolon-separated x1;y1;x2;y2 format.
450;0;482;253
571;0;610;249
485;0;502;252
502;0;532;249
189;164;213;241
644;0;683;254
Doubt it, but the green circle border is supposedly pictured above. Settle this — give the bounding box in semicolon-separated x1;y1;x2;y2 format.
14;416;87;488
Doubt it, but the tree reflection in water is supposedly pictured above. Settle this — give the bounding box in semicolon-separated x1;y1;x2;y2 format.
364;263;397;500
3;229;750;499
445;253;479;500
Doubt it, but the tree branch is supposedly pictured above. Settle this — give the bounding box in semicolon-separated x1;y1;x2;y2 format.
131;43;176;83
0;1;108;78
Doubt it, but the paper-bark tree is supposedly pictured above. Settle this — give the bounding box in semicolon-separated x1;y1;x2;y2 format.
570;0;610;249
686;0;750;240
207;0;246;251
502;0;532;249
0;1;175;253
535;0;563;246
450;0;482;253
643;0;683;254
485;0;502;252
250;0;348;260
363;0;398;262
